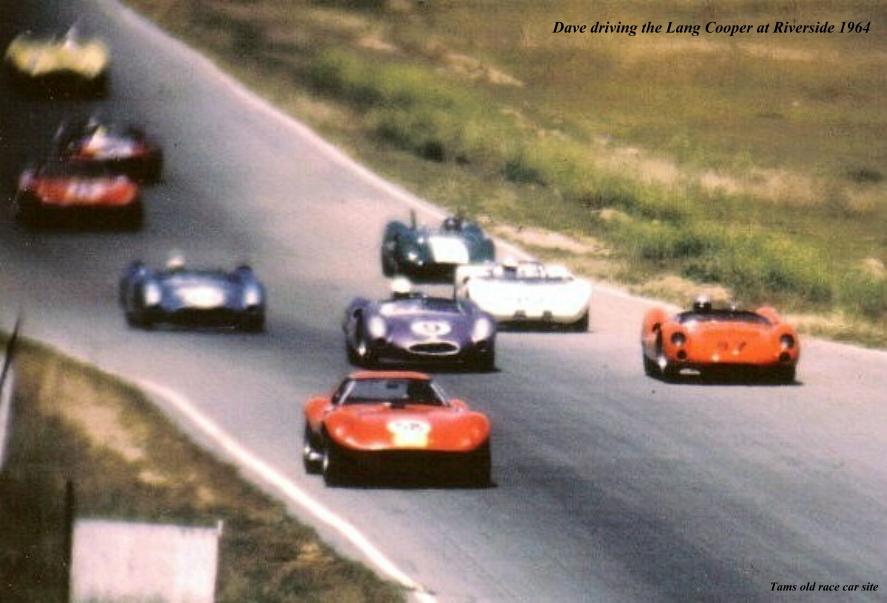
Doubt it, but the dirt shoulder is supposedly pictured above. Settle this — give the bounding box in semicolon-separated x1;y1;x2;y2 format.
0;337;403;602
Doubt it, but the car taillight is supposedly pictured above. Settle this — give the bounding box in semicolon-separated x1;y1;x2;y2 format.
780;334;795;350
671;332;686;346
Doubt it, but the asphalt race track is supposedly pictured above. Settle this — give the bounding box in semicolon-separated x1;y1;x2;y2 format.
2;1;886;600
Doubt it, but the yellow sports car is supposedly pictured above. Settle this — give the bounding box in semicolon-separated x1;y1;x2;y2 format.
4;29;109;95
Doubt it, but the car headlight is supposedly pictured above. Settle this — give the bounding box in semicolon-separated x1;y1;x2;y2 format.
143;282;162;306
367;316;387;339
472;317;494;342
780;334;795;350
243;288;262;307
671;332;686;346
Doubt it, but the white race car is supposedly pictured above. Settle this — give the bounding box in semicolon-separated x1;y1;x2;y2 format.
455;261;591;331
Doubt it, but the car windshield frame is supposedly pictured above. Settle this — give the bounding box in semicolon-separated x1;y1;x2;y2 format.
37;160;116;179
677;310;770;325
379;296;466;316
336;378;448;407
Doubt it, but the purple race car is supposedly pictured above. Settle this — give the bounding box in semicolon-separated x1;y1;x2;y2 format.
343;278;496;371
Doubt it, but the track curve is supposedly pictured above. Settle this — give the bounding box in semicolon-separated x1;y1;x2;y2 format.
2;1;886;601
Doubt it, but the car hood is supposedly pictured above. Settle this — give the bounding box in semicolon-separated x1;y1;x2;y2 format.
326;404;489;452
681;320;773;340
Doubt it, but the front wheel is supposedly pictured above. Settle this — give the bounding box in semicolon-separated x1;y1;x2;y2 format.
642;351;658;377
472;346;495;372
571;311;589;332
239;312;266;333
322;440;350;487
126;310;153;330
355;324;378;368
302;426;322;475
463;442;492;487
773;365;796;384
381;249;397;277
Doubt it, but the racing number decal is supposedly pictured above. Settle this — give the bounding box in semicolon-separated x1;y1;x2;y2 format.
387;419;431;448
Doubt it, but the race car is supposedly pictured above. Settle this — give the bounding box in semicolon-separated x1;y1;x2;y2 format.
4;28;109;96
52;117;163;183
343;278;497;371
640;296;800;382
118;256;266;331
13;159;142;229
455;260;592;330
302;371;492;486
381;212;495;281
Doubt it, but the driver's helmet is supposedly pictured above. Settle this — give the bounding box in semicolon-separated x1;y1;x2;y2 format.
442;216;465;232
166;251;186;272
693;294;712;313
85;125;109;150
390;276;413;299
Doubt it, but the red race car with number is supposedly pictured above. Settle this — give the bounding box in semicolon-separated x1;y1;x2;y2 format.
13;159;142;229
641;296;800;383
303;371;491;486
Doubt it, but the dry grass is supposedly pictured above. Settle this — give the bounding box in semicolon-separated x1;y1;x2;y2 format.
0;338;403;602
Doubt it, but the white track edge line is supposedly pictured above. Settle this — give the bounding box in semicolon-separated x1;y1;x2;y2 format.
137;378;437;602
0;364;14;469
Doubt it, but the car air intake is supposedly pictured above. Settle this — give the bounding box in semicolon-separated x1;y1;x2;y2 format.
409;342;459;355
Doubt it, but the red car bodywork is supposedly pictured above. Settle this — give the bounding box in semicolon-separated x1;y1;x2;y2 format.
15;166;142;228
303;371;491;485
641;305;800;382
25;174;138;206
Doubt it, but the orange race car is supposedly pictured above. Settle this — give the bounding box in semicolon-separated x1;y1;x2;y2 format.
303;371;491;486
640;296;800;383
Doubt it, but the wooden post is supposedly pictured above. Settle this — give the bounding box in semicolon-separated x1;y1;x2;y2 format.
63;480;76;603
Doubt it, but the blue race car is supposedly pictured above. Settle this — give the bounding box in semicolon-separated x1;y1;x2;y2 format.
119;256;266;331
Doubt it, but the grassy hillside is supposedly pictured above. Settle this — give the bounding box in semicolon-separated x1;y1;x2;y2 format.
126;0;886;344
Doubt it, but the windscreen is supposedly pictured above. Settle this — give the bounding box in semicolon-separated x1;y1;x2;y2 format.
380;297;463;316
677;310;770;325
340;378;445;406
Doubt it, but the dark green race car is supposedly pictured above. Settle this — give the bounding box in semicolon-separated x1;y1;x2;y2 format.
381;212;495;282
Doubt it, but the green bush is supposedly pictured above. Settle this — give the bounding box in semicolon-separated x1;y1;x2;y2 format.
838;270;887;319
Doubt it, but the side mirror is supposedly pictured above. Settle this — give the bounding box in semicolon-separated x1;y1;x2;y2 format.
450;399;468;410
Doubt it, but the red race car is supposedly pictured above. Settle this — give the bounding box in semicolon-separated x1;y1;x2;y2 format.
303;371;491;486
641;296;800;383
14;159;142;229
53;117;163;183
